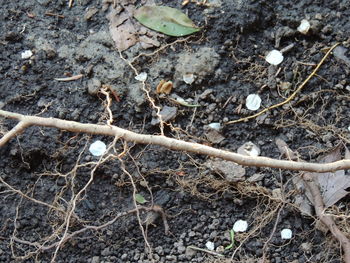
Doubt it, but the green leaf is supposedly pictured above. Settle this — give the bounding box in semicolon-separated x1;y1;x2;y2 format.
134;6;201;37
135;193;148;204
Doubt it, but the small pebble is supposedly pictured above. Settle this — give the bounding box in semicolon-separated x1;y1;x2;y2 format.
87;78;101;96
183;73;195;84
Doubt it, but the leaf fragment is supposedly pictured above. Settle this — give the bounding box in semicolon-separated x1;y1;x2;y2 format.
307;146;350;207
170;94;200;107
135;193;148;204
134;6;200;37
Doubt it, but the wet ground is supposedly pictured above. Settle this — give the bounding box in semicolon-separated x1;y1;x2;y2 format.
1;0;350;262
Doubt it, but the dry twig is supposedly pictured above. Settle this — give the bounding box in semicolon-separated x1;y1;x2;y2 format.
54;74;83;81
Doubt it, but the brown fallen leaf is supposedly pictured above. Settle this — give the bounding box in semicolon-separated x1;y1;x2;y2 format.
306;145;350;208
276;140;350;215
106;0;162;51
107;8;138;51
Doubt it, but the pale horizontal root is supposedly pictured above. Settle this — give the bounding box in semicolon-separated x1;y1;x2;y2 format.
1;109;349;173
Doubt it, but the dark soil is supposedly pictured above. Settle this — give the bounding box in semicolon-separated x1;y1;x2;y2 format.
1;0;350;262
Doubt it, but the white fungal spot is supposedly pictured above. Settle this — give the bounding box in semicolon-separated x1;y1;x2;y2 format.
89;140;107;156
265;50;284;65
246;94;261;111
205;241;215;251
297;19;311;34
281;228;293;239
233;220;248;232
135;72;147;82
21;50;33;59
183;73;195;84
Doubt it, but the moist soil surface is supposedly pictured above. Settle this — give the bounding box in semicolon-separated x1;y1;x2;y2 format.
1;0;350;262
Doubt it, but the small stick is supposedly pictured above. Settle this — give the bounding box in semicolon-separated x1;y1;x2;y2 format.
45;12;65;19
54;74;83;81
187;246;224;257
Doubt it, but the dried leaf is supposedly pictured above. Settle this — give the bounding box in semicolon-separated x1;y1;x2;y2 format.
275;140;350;214
307;146;350;207
107;8;138;51
275;138;298;160
205;158;245;182
106;2;160;51
134;6;200;37
139;35;160;49
151;106;177;125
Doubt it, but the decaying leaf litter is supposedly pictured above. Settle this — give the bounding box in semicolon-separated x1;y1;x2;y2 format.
0;1;348;262
107;1;200;51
